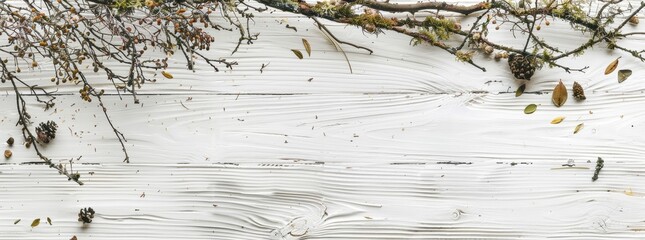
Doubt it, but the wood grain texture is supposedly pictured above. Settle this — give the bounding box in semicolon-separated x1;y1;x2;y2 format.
1;0;645;239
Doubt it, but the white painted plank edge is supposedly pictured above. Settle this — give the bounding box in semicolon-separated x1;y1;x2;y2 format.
1;164;645;239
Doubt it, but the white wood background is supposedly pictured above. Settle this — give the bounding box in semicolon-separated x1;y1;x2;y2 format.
1;0;645;239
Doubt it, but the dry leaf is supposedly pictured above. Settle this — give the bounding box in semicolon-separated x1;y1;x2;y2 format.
302;39;311;56
515;84;526;97
31;218;40;228
618;69;632;83
573;81;586;100
524;104;537;114
4;150;11;158
574;123;584;134
291;49;303;59
625;188;634;196
14;219;20;224
552;80;568;107
47;217;52;225
70;236;78;240
604;57;620;75
551;116;565;124
161;71;173;79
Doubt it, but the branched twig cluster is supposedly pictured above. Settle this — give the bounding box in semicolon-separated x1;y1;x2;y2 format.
0;0;258;183
257;0;645;74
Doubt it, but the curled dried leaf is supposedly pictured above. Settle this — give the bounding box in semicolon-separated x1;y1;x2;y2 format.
515;84;526;97
524;104;537;114
70;236;78;240
604;57;620;75
552;80;568;107
161;71;173;79
31;218;40;228
574;123;584;134
291;49;303;59
4;150;11;158
302;38;311;56
618;69;632;83
47;217;52;225
551;116;565;124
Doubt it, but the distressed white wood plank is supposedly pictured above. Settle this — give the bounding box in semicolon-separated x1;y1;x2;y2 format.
1;164;644;239
2;93;644;165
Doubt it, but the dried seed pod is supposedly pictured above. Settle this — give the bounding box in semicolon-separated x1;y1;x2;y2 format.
629;16;639;25
573;81;586;100
483;45;494;55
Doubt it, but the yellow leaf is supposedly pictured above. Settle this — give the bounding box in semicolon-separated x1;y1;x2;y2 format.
291;49;303;59
550;116;565;124
524;104;537;114
31;218;40;228
574;123;584;134
552;80;567;107
515;84;526;97
161;71;173;79
625;188;634;196
604;57;620;75
302;38;311;57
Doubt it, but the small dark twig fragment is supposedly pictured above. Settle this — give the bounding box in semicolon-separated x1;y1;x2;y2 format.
592;157;604;181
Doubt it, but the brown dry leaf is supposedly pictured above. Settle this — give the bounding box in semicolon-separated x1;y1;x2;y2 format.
161;71;173;79
574;123;584;134
618;69;632;83
291;49;303;59
4;150;11;158
524;104;537;114
552;80;568;107
14;219;20;225
515;84;526;97
604;57;620;75
70;236;78;240
31;218;40;228
302;39;311;56
551;116;565;124
47;217;52;225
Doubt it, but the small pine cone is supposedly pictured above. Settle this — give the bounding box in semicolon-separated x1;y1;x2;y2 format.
573;81;586;100
508;53;536;80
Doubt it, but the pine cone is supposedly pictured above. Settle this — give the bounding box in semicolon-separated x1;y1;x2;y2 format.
35;121;58;144
573;81;586;100
508;53;536;80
